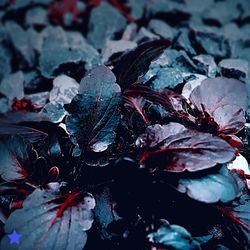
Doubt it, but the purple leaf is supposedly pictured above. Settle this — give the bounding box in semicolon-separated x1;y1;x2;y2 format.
0;124;47;143
138;123;236;172
0;136;36;181
212;105;245;134
218;194;250;247
125;85;193;122
124;95;149;124
190;77;247;134
0;183;95;250
110;39;171;90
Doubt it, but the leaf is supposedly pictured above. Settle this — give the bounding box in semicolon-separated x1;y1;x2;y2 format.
94;187;120;239
147;219;201;250
66;65;121;152
138;123;236;172
176;166;244;203
124;95;149;124
0;136;36;182
124;85;192;122
0;124;47;143
212;105;246;134
218;194;250;246
0;111;51;124
110;39;171;90
190;77;247;134
0;183;95;250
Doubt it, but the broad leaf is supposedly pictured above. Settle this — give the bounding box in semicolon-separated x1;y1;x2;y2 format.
137;123;236;172
0;183;95;250
219;194;250;246
212;105;246;134
66;66;121;152
110;39;171;90
190;77;247;134
176;166;244;203
0;124;47;143
147;219;201;250
0;136;36;181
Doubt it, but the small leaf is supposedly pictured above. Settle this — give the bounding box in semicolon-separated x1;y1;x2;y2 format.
125;85;192;122
48;166;59;182
138;123;236;172
124;95;149;124
66;65;121;152
0;183;95;250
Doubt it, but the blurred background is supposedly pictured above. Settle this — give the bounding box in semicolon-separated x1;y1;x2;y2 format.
0;0;249;115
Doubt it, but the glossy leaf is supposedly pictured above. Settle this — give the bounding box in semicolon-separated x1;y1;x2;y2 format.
110;39;171;90
0;183;95;250
147;219;201;250
138;123;236;172
66;66;121;152
176;166;244;203
0;136;36;182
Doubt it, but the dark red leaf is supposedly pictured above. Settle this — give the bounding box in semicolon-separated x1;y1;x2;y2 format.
219;134;244;148
0;136;36;181
124;85;193;123
218;194;250;246
0;183;95;250
137;123;236;172
124;95;149;124
48;166;59;182
110;39;171;90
